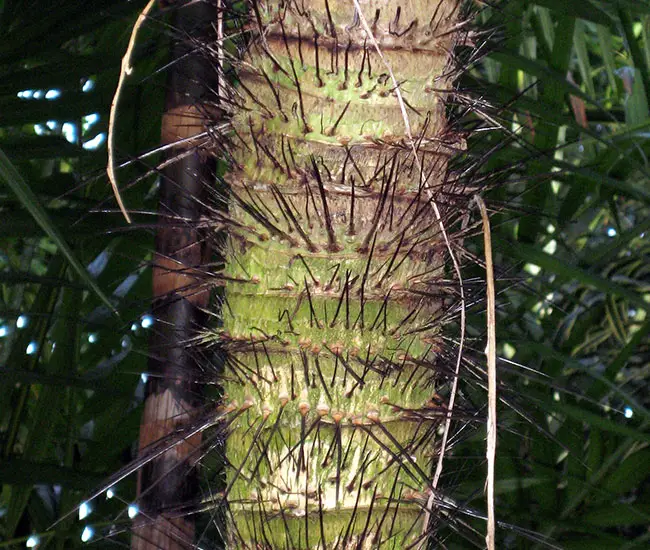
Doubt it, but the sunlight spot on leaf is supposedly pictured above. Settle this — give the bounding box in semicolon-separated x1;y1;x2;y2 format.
87;249;109;278
141;315;154;329
17;315;28;328
83;133;106;150
543;239;557;255
503;343;516;359
81;526;94;543
79;502;91;520
525;263;541;276
62;122;77;143
82;79;95;93
26;341;38;355
82;113;100;132
114;273;138;298
26;535;40;548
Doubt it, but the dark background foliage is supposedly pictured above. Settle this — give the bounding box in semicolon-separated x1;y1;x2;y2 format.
0;1;648;548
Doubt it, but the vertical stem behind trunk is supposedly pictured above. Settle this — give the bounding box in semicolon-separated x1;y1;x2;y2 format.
132;2;217;548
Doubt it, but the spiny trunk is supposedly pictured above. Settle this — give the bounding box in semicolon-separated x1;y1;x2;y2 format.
216;1;466;547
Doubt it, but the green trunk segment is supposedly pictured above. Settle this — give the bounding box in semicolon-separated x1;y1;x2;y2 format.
217;1;463;547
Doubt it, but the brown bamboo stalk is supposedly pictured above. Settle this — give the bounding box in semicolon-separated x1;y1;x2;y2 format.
131;2;217;548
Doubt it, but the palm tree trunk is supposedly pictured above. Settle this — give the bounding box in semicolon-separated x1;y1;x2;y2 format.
218;1;465;547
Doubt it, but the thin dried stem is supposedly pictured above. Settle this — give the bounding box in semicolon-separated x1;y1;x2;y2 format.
474;193;497;550
217;0;226;108
107;0;157;224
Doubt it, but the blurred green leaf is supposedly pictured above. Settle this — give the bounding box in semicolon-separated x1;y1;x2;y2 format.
0;147;115;313
500;239;649;311
551;401;649;442
582;503;650;526
603;448;650;496
531;0;612;26
0;460;104;489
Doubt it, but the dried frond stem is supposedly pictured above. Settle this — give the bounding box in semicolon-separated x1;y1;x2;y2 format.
474;193;497;550
107;0;157;224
